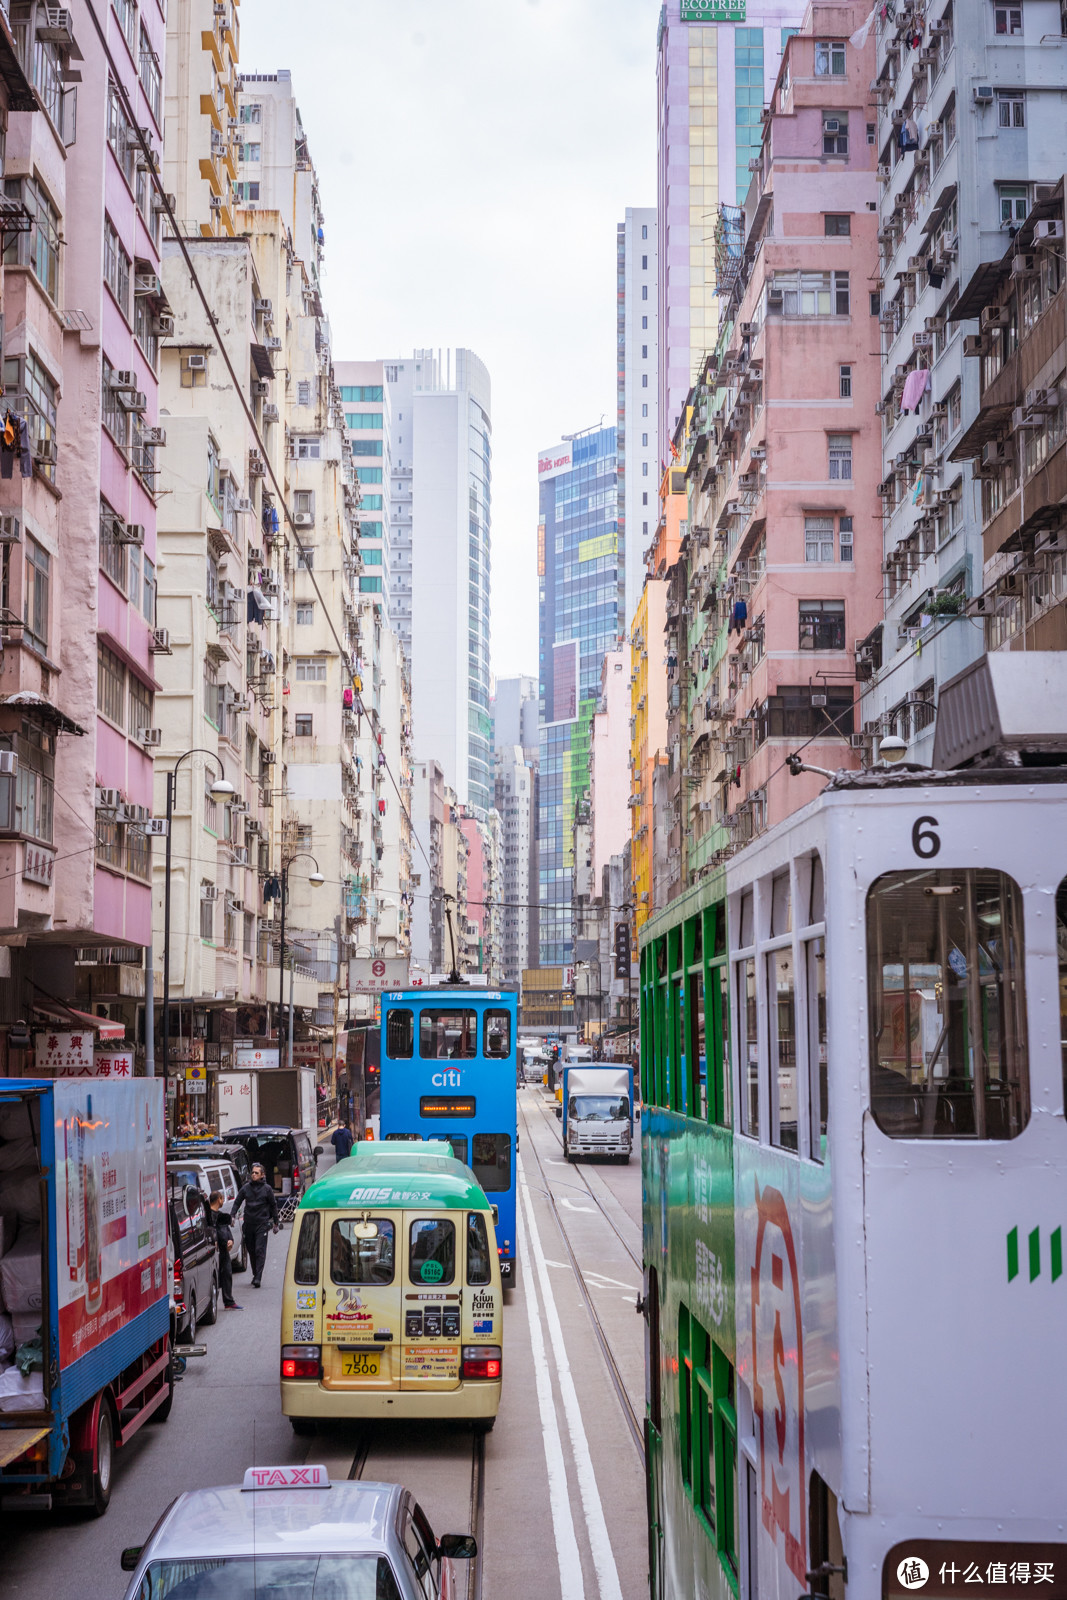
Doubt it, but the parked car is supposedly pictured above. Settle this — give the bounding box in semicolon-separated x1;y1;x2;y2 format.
167;1153;249;1272
223;1126;322;1206
167;1174;219;1341
169;1138;253;1188
118;1465;477;1600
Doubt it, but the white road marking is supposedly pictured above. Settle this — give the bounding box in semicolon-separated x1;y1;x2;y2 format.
584;1271;639;1292
546;1158;570;1167
544;1258;570;1270
519;1185;586;1599
559;1197;596;1214
520;1165;625;1600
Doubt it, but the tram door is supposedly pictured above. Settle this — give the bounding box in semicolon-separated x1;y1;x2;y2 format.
644;1266;665;1600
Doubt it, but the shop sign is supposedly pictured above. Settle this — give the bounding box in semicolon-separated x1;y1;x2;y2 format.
36;1031;95;1076
681;0;745;18
292;1041;322;1064
22;844;55;886
233;1042;280;1070
92;1050;135;1079
349;957;411;994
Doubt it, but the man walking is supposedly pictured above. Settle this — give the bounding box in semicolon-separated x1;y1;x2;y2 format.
208;1192;241;1310
232;1162;279;1288
330;1122;354;1162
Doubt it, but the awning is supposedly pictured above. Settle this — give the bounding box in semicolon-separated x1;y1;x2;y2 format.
0;692;84;736
250;343;275;379
950;260;1009;322
948;403;1013;462
32;1001;125;1040
919;183;957;239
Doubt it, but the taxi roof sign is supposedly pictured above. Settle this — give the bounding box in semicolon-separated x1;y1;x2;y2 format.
242;1464;331;1492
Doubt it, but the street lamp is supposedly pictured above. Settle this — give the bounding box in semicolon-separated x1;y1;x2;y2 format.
161;750;234;1085
277;852;324;1071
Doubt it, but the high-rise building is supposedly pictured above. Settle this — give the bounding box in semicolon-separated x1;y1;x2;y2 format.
657;4;803;459
492;675;538;762
385;350;493;809
618;207;659;629
334;360;392;621
494;744;534;989
537;426;619;966
163;0;240;238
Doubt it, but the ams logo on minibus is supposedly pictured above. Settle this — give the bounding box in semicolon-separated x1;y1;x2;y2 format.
751;1182;806;1587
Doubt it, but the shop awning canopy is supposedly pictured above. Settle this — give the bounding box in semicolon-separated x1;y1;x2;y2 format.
32;1001;125;1040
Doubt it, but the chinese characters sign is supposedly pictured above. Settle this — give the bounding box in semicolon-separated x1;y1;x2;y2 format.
37;1031;94;1076
681;0;746;19
22;843;55;886
886;1544;1065;1596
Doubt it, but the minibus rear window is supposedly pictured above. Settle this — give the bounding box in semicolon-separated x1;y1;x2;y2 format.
467;1212;492;1285
294;1211;320;1286
471;1132;511;1193
409;1218;456;1286
331;1219;396;1285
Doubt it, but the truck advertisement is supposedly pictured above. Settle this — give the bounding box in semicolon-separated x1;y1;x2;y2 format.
54;1079;168;1369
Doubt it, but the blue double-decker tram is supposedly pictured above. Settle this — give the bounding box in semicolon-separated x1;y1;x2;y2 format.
378;987;519;1285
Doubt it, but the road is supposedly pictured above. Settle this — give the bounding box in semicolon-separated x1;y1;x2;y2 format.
0;1092;647;1599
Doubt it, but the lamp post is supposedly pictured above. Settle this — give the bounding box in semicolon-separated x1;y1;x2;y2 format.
277;851;325;1070
161;751;234;1087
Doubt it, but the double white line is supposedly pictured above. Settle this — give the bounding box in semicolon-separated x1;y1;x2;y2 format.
518;1160;624;1600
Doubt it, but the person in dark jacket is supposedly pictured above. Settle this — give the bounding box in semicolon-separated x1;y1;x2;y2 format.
208;1193;241;1309
231;1163;279;1287
330;1123;354;1161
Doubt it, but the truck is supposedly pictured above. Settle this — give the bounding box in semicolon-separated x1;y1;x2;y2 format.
557;1065;634;1162
0;1078;172;1515
216;1065;317;1137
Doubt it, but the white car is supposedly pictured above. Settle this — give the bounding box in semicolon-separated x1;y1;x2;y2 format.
119;1464;477;1600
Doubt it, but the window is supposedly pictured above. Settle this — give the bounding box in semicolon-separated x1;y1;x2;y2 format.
467;1212;492;1285
641;224;648;239
839;364;852;399
822;113;848;156
235;181;259;202
642;316;647;329
331;1218;395;1284
483;1011;511;1057
8;728;54;844
240;102;262;124
471;1132;511;1193
737;956;758;1137
128;674;152;737
386;1008;414;1058
419;1009;477;1058
351;439;383;456
340;385;384;402
96;643;125;724
293;657;326;682
139;29;162;123
294;713;313;737
296;603;314;625
293;436;321;460
107;79;135;186
999;183;1030;226
824;213;850;236
241;142;260;162
799;599;846;650
409;1217;455;1286
804;516;835;563
828;433;853;481
773;271;849;315
347;412;384;429
360;575;383;594
814;39;846;74
5;179;60;302
998;91;1025;128
297;547;314;570
199;890;214;941
807;934;827;1161
839;516;853;562
867;869;1029;1139
642;285;648;300
994;5;1022;33
767;947;797;1150
293;1210;320;1284
6;351;57;479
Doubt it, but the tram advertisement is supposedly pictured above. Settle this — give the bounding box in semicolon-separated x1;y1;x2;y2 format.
55;1080;167;1367
751;1180;806;1586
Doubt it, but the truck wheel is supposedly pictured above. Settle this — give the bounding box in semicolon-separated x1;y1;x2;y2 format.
290;1416;317;1437
90;1400;115;1516
200;1273;219;1326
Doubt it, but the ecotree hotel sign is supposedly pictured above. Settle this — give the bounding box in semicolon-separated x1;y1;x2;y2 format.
681;0;746;18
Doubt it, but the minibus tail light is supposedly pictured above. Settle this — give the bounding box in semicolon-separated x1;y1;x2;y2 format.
461;1345;502;1380
281;1344;321;1379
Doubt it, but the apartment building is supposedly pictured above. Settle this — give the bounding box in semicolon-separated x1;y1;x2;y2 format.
494;743;534;989
163;0;240;238
619;206;659;629
861;0;1067;758
410;758;445;976
629;571;669;932
334;359;392;620
375;625;413;962
459;807;501;982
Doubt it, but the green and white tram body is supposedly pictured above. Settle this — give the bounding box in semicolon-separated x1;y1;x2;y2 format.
641;764;1067;1600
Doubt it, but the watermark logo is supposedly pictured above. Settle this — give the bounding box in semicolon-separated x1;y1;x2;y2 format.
897;1558;930;1590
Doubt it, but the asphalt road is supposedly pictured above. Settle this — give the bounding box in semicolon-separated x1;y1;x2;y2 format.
0;1099;648;1600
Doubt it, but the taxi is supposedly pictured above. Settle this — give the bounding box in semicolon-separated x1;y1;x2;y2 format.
280;1143;503;1433
118;1463;477;1600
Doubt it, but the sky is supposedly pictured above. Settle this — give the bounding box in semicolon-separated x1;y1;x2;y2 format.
239;0;657;682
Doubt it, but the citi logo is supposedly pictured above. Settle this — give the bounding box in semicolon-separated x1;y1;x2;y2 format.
431;1069;463;1089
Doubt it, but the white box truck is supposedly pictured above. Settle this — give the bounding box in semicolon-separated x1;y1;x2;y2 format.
558;1065;634;1162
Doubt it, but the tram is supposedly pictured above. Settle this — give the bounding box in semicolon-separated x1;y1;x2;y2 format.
378;987;519;1284
639;654;1067;1600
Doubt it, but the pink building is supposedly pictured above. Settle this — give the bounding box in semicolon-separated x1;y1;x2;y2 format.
590;650;630;884
0;1;168;1062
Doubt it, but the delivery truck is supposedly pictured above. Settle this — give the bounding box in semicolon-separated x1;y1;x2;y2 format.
557;1064;634;1162
0;1078;172;1515
216;1065;316;1137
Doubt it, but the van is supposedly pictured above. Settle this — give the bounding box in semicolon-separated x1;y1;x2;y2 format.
168;1175;219;1339
280;1143;502;1435
225;1125;320;1202
167;1155;248;1271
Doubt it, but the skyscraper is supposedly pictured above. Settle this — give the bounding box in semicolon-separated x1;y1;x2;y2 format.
334;360;392;619
385;350;493;809
618;207;659;630
657;4;803;459
537;426;619;966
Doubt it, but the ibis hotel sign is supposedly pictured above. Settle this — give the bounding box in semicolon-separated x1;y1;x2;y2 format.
681;0;746;18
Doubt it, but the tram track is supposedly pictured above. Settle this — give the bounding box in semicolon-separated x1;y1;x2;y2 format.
518;1092;644;1463
528;1087;643;1274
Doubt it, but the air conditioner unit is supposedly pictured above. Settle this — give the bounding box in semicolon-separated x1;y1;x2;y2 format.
118;389;148;412
209;196;223;211
33;436;56;464
1026;385;1061;413
913;332;933;349
824;119;842;133
115;522;146;546
1012;406;1042;431
738;322;754;337
973;85;994;104
266;336;282;351
143;426;166;447
750;445;766;460
982;439;1013;467
254;298;273;317
877;164;891;180
980;306;1009;333
938;481;962;504
1034;185;1057;203
185;353;207;371
0;515;20;544
97;788;120;810
925;316;945;334
0;751;18;776
134;273;162;298
252;379;269;398
908;255;927;271
849;733;870;750
877;479;894;497
962;334;988;357
767;288;784;307
1010;254;1038;278
152;312;175;338
875;401;887;416
1034;220;1064;241
232;847;248;865
201;885;219;902
139;728;162;747
737;472;757;490
246;818;262;835
261;751;277;766
263;403;279;423
150;627;172;654
294;512;314;527
38;9;75;46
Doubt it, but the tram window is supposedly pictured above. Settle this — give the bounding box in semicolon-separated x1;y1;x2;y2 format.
768;948;798;1151
739;890;754;948
713;1350;739;1578
483;1010;511;1057
867;869;1030;1139
771;873;791;937
1056;877;1067;1110
693;1328;716;1534
808;1471;845;1600
806;937;828;1161
689;969;707;1119
419;1008;477;1059
385;1131;417;1141
466;1211;492;1285
408;1217;456;1286
471;1132;511;1193
737;958;759;1137
715;966;732;1128
679;1306;693;1490
444;1134;468;1165
293;1210;320;1285
808;853;825;924
386;1008;413;1059
647;1266;662;1432
331;1218;395;1285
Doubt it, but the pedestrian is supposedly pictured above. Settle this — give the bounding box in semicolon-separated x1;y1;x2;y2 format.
208;1192;241;1310
231;1162;280;1288
331;1122;354;1161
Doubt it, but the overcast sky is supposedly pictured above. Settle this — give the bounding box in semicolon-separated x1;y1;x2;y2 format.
239;0;657;682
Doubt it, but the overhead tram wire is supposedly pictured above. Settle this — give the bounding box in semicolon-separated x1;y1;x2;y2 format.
82;0;431;874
